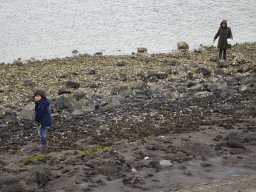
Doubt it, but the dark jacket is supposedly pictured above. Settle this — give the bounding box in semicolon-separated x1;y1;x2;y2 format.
35;98;52;128
214;20;233;49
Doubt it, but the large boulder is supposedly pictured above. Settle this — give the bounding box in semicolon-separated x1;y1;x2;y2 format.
177;41;189;49
66;80;80;88
195;67;211;77
18;103;35;120
55;96;72;109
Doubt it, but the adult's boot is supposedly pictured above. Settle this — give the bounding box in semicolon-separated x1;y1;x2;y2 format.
223;54;227;61
218;54;222;62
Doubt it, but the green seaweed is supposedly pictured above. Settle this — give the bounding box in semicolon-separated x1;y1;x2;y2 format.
80;145;114;155
24;156;44;162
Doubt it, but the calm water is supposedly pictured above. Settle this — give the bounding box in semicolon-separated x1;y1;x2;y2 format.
1;0;256;64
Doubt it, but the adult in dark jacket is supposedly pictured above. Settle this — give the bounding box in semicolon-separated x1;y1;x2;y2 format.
214;20;233;61
34;89;52;147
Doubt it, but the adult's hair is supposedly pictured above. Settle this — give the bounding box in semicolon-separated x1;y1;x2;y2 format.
34;89;47;98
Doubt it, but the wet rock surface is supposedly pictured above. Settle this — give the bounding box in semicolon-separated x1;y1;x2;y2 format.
0;42;256;191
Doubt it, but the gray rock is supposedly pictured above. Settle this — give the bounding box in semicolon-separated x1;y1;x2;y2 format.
119;73;127;81
177;41;189;49
147;71;156;78
119;86;128;93
73;92;85;100
210;55;218;62
55;96;72;109
13;58;23;66
149;76;158;82
137;47;147;54
184;66;191;72
187;82;196;88
119;90;132;98
171;50;183;58
137;73;146;81
133;89;146;95
2;184;25;192
155;73;168;79
23;79;33;86
214;69;225;76
224;132;242;142
88;69;96;75
88;82;98;88
176;86;186;93
36;171;48;187
227;140;246;150
0;176;19;186
99;97;111;106
111;87;119;95
244;133;256;142
237;67;244;73
66;80;80;88
163;59;176;66
103;99;121;110
18;103;35;120
116;61;126;66
188;84;204;92
218;61;228;68
148;161;160;168
150;84;166;91
4;114;17;124
131;83;147;90
195;67;211;77
58;89;72;95
166;68;179;74
183;171;193;176
187;72;194;79
59;72;68;78
200;163;212;167
207;84;218;92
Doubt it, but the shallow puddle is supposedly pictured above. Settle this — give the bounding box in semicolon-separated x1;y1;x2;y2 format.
160;160;172;166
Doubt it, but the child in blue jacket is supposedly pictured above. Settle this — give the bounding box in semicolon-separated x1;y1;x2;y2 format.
34;89;52;148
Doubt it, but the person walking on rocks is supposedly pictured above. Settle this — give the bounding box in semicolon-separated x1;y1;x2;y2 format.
213;20;233;62
34;89;52;148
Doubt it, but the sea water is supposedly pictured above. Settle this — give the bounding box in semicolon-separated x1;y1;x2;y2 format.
1;0;256;64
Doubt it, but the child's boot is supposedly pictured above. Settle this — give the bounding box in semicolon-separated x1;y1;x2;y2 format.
43;138;47;147
38;138;45;148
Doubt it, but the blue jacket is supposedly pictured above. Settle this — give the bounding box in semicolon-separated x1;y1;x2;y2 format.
35;98;52;128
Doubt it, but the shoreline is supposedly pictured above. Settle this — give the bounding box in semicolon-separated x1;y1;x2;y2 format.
2;41;255;66
0;41;256;191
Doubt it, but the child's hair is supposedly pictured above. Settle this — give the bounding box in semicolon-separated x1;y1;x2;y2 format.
34;89;46;98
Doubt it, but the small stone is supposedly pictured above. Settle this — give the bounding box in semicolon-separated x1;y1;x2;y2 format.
218;61;228;68
177;41;189;49
116;61;126;66
66;80;80;88
183;171;193;176
200;163;212;167
227;140;246;149
88;69;96;75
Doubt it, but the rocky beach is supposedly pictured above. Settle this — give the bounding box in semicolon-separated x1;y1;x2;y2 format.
1;42;256;192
